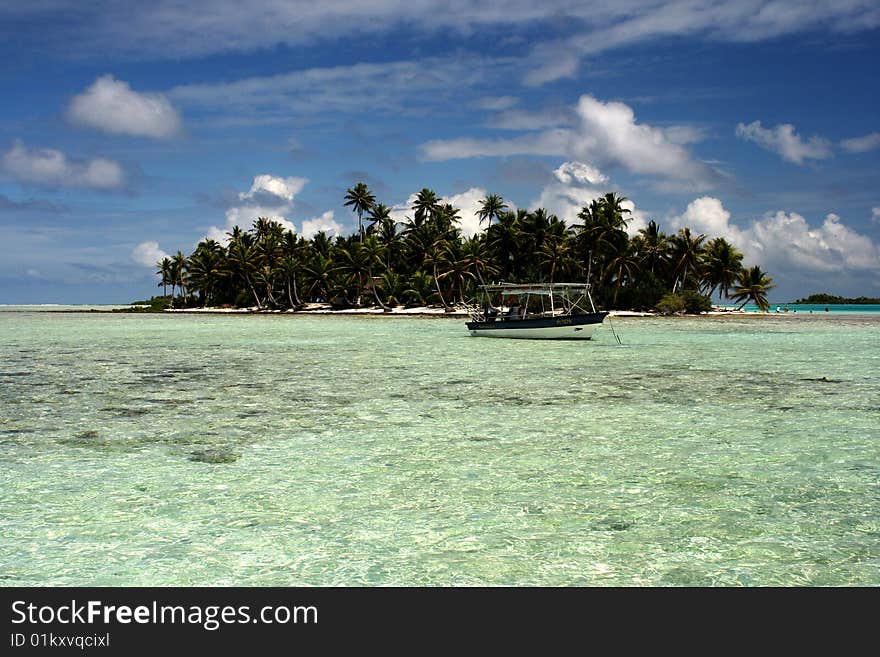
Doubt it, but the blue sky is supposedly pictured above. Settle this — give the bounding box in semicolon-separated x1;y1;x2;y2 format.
1;0;878;303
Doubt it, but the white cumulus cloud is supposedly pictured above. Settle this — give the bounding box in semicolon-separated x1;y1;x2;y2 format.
2;140;125;189
67;75;182;139
669;197;880;275
422;95;717;188
301;210;342;239
533;161;647;235
735;120;832;165
442;187;490;238
840;132;880;153
553;161;608;186
131;241;169;267
239;174;306;203
669;197;739;240
205;174;306;244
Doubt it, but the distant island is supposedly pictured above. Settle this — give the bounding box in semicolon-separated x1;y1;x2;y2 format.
794;293;880;304
145;184;778;314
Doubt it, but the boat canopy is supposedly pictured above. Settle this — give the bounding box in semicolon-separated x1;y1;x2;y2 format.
478;282;592;296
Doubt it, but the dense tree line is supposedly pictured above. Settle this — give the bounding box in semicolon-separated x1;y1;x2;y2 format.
153;184;775;312
793;293;879;305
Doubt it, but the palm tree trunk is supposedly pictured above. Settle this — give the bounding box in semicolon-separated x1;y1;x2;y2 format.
292;276;302;306
432;262;449;310
245;276;262;308
368;267;389;310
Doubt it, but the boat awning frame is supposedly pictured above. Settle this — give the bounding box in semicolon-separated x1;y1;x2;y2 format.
478;282;592;296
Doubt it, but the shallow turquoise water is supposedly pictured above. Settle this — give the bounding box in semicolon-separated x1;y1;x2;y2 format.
724;303;880;314
1;312;878;586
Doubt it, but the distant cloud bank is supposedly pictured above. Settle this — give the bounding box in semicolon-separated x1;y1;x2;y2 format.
11;1;877;84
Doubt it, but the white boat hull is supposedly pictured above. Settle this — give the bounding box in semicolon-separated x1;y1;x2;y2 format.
469;324;599;339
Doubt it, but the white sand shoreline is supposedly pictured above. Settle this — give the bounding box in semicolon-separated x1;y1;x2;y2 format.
158;304;761;317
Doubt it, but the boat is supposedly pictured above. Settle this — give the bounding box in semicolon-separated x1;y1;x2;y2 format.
463;282;608;339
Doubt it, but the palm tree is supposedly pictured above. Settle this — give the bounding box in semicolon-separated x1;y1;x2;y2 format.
227;237;262;308
377;215;401;270
486;210;521;280
411;188;439;226
460;236;497;287
637;220;669;275
156;257;173;299
701;237;744;300
437;242;475;304
537;218;571;284
731;265;775;311
423;233;452;310
310;231;333;258
253;219;285;307
343;183;375;242
379;271;406;307
598;192;631;229
366;203;391;236
433;203;461;236
605;244;641;307
305;252;337;302
253;216;277;242
187;240;226;306
476;194;507;229
172;251;188;305
669;227;706;292
337;241;371;306
402;220;433;279
360;235;389;310
279;230;304;308
520;208;553;267
575;195;630;290
404;270;436;306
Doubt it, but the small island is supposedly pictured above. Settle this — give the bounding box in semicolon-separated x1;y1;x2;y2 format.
145;184;777;315
793;293;880;304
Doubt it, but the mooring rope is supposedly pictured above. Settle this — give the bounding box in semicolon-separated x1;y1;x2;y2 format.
606;314;623;345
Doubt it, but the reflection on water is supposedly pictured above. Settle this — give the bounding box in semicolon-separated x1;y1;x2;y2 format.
0;311;878;585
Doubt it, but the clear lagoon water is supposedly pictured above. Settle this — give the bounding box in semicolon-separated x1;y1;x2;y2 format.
1;311;878;586
734;303;880;314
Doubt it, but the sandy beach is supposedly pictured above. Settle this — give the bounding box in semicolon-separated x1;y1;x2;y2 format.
160;304;754;318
